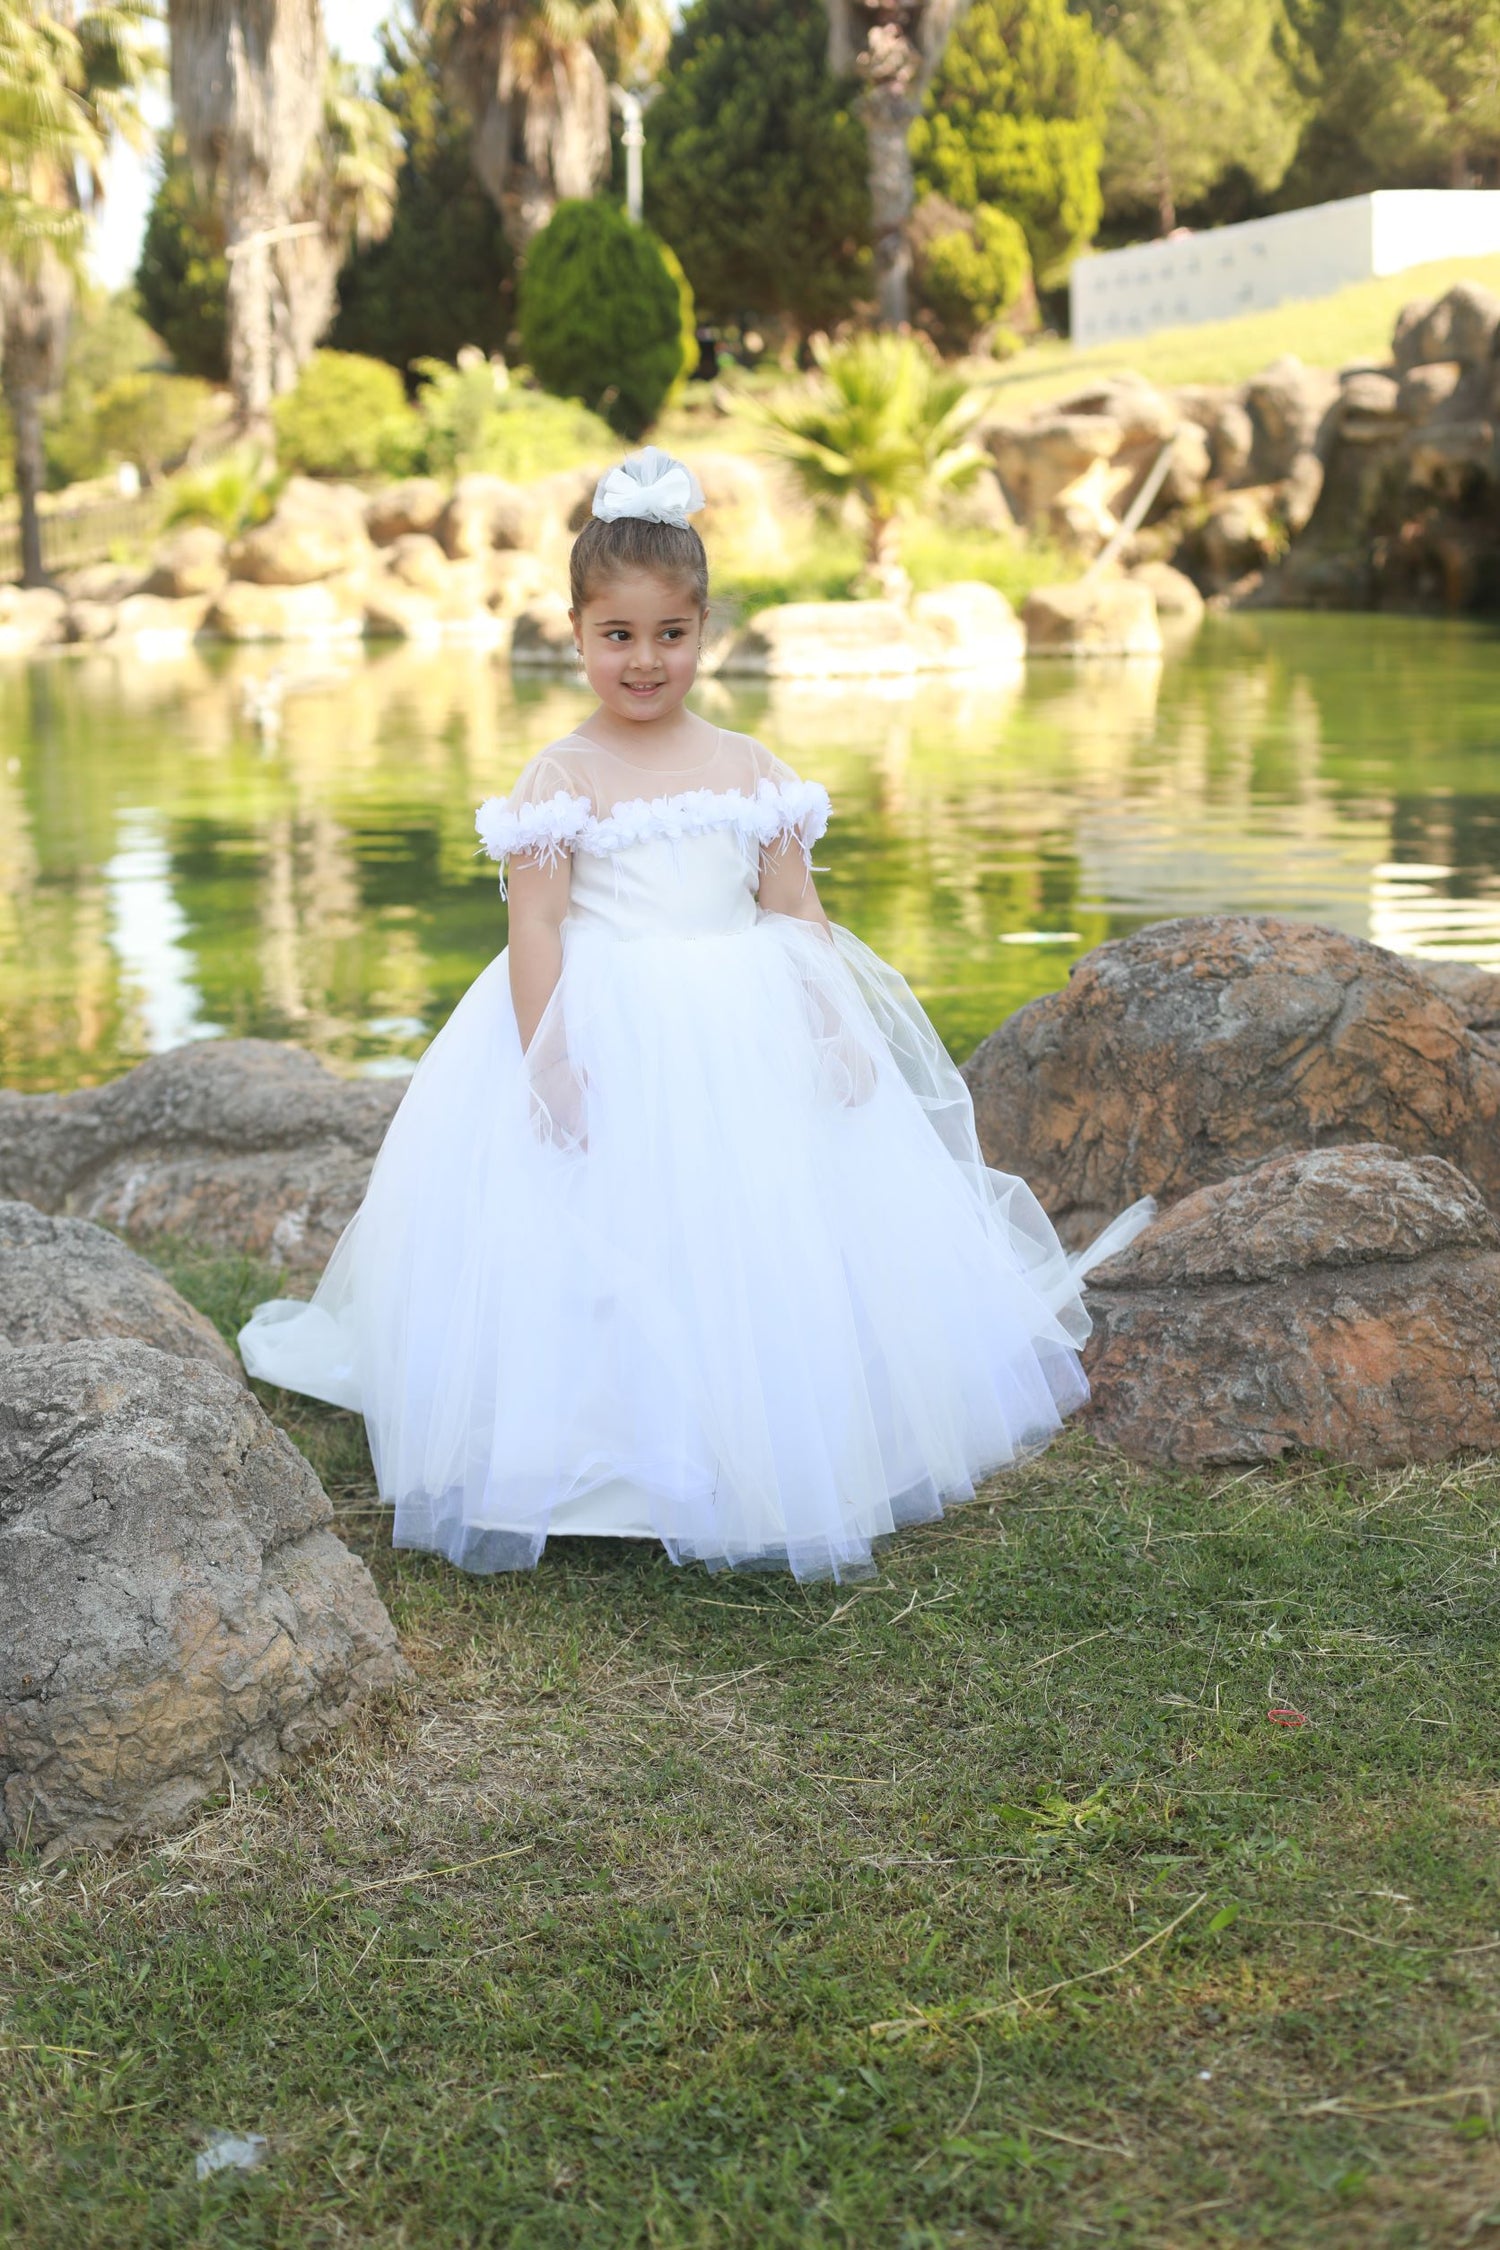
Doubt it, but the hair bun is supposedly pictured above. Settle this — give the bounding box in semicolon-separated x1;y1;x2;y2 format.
592;448;705;527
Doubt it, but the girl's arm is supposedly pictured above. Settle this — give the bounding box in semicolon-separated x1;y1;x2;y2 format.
507;851;573;1050
757;835;831;931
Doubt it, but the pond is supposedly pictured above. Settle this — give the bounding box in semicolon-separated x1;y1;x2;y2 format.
4;610;1500;1095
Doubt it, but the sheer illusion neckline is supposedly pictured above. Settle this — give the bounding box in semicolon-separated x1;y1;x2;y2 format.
556;726;725;778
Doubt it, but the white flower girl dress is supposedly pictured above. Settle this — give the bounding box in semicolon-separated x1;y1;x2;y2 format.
240;725;1147;1581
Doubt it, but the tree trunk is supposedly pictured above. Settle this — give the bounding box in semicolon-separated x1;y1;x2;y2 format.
225;189;279;439
11;385;48;588
1157;179;1176;236
866;508;910;605
865;93;918;328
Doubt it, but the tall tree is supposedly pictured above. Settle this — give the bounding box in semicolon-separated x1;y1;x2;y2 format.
167;0;329;432
910;0;1107;287
423;0;669;251
0;0;154;585
1093;0;1310;234
1320;0;1500;189
332;10;513;373
823;0;970;327
646;0;870;345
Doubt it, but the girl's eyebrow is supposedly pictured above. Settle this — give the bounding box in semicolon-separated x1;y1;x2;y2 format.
595;614;694;626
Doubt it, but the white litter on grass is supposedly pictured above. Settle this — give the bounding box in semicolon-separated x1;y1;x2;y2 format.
195;2131;268;2180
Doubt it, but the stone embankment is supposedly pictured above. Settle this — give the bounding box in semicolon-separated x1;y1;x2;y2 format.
982;278;1500;614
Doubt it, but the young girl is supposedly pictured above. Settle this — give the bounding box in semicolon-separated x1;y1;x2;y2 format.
240;448;1148;1581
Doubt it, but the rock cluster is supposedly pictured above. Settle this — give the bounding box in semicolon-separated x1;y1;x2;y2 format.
964;916;1500;1246
1081;1145;1500;1465
0;1337;403;1858
0;1199;240;1377
0;1038;400;1275
717;583;1025;677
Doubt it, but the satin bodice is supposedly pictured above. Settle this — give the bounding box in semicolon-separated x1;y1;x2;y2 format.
567;825;761;939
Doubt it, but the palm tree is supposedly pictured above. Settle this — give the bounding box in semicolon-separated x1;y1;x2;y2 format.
424;0;668;249
823;0;970;327
0;0;154;586
167;0;328;434
752;331;991;603
275;60;403;389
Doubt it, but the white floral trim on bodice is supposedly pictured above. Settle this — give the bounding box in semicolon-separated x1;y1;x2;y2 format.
475;777;832;878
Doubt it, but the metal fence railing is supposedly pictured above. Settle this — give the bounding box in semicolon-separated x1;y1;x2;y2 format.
0;486;172;584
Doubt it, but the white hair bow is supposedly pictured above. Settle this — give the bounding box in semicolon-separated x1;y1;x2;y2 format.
592;447;705;526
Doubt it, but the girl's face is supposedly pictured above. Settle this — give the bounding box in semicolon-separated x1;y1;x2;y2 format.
572;570;708;727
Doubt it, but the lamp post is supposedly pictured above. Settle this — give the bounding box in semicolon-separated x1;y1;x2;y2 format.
611;82;659;224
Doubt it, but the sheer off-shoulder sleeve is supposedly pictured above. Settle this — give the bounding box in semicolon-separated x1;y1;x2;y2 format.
475;748;594;890
744;737;831;868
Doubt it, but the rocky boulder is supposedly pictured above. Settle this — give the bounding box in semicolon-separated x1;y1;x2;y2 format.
1406;420;1496;503
1244;356;1338;481
1129;561;1205;624
1395;361;1470;424
1081;1145;1500;1466
364;477;448;546
1197;486;1281;588
1394;282;1500;373
0;1039;403;1274
1022;579;1162;659
509;596;578;668
228;479;373;587
437;473;531;561
207;576;367;644
145;525;228;599
910;581;1025;670
718;599;921;678
1407;956;1500;1043
0;586;67;655
485;550;552;618
963;916;1500;1248
0;1340;403;1857
0;1202;239;1379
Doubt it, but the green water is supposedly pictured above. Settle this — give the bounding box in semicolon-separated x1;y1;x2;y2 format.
4;611;1500;1094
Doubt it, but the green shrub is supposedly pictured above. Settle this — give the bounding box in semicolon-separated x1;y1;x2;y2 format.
913;197;1033;351
519;200;693;440
410;354;614;479
272;351;420;479
163;445;276;535
91;372;217;479
135;147;229;383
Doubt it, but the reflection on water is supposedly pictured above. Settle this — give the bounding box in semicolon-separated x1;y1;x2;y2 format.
4;611;1500;1093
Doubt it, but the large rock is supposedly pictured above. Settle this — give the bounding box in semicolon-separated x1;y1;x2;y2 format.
207;575;367;644
228;479;373;586
963;916;1500;1248
0;1340;403;1857
989;415;1124;524
145;524;228;599
1396;360;1469;424
509;596;579;668
1082;1146;1500;1466
1129;560;1205;624
485;549;552;618
364;477;448;547
1407;957;1500;1041
910;581;1024;671
1394;283;1500;373
718;599;920;677
437;474;531;561
1336;370;1404;443
1197;486;1280;587
106;591;212;654
1022;578;1162;659
0;1202;239;1380
1243;356;1338;481
0;1039;403;1273
1407;420;1496;502
0;586;67;655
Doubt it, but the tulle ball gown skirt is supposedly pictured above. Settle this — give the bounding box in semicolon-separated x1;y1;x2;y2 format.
241;911;1132;1583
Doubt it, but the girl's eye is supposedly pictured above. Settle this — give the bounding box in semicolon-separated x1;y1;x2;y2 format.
604;629;631;643
661;628;684;642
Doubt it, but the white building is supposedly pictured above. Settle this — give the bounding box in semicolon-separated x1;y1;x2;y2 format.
1069;190;1500;350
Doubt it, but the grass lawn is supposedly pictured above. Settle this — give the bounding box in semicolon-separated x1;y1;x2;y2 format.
2;1246;1498;2247
975;253;1500;424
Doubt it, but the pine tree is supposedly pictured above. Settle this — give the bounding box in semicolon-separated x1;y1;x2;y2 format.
1320;0;1500;189
1093;0;1311;235
909;0;1108;289
645;0;871;344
